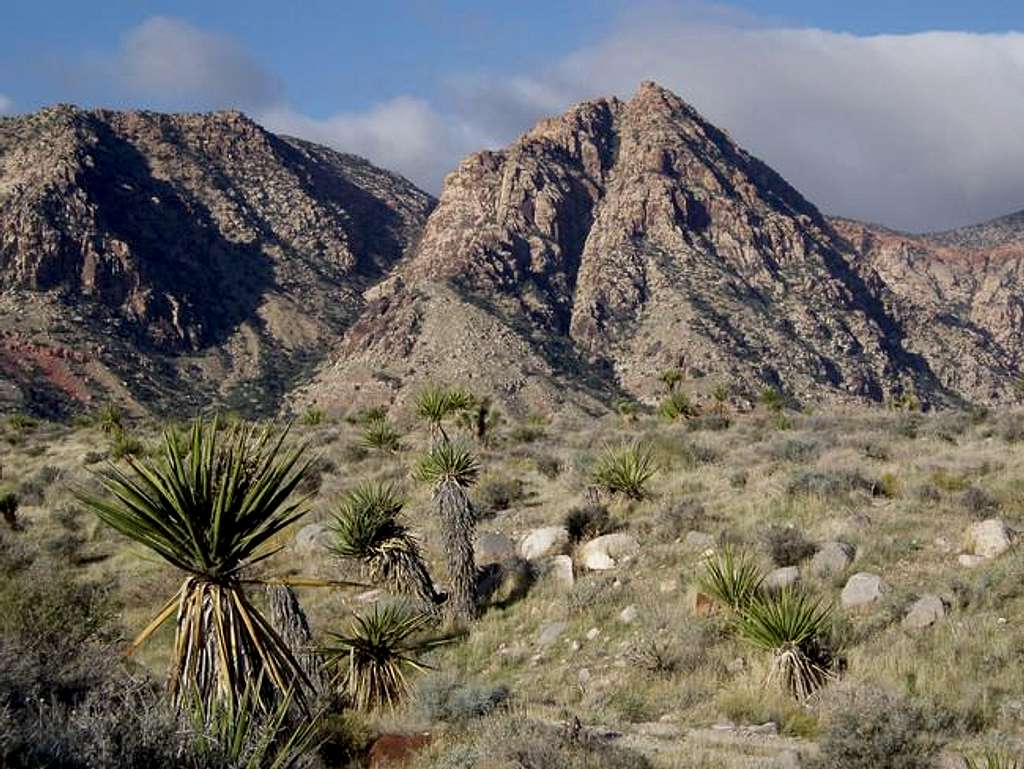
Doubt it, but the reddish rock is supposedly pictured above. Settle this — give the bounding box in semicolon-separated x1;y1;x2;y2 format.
368;733;432;768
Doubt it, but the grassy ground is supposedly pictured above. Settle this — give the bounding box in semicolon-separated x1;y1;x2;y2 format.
4;402;1024;766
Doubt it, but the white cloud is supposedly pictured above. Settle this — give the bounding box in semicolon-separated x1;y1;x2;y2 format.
118;16;283;110
0;94;13;115
260;97;486;191
105;11;1024;230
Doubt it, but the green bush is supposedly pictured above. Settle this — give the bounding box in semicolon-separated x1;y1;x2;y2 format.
416;674;510;723
810;688;941;769
658;391;698;421
763;524;817;567
360;418;401;452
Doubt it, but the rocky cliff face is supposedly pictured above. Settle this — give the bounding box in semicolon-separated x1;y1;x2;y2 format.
304;82;1015;415
0;106;433;414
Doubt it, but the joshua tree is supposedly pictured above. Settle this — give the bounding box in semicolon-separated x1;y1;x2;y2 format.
79;416;336;712
413;442;481;625
415;386;474;445
329;482;441;612
457;396;500;446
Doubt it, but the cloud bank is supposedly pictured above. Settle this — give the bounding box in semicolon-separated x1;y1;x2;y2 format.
110;12;1024;231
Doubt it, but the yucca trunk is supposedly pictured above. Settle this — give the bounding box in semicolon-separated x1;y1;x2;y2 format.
376;549;442;616
435;479;478;624
171;578;308;711
267;585;328;697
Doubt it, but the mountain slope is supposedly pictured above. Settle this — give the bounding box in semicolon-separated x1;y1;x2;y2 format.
302;81;1002;415
0;105;433;414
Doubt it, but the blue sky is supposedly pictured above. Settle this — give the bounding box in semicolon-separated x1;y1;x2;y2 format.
2;1;1024;230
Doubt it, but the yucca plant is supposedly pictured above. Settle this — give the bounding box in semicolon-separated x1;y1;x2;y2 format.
78;416;337;712
965;754;1024;769
360;418;402;453
415;386;474;444
413;442;481;624
590;441;657;500
456;396;501;446
323;603;452;711
329;482;440;610
698;546;764;614
736;588;836;700
658;368;683;393
658;391;698;421
186;680;323;769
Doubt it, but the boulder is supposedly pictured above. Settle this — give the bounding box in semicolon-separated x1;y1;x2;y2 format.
902;594;945;630
958;554;987;568
810;541;856;578
476;531;517;565
547;554;575;589
964;518;1013;559
519;526;570;561
840;572;888;608
578;533;640;570
764;566;800;591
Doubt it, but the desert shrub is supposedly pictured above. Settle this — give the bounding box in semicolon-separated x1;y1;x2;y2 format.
876;471;901;498
591;442;656;499
810;687;941;769
961;486;1000;517
508;425;545;444
422;713;651;769
998;413;1024;443
416;674;510;723
763;525;817;567
474;476;526;518
930;469;970;493
566;575;619;616
676;441;718;470
729;470;748;488
686;414;731;432
300;407;324;426
564;503;614;543
83;450;105;466
533;453;562;479
108;429;145;461
626;638;678;677
658;391;698;421
17;465;61;506
646;497;705;540
341;443;370;463
786;469;875;498
890;413;923;439
768;437;821;463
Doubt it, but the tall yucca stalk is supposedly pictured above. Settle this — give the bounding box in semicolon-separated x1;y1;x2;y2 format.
323;603;452;711
79;417;330;712
329;482;440;611
413;442;480;624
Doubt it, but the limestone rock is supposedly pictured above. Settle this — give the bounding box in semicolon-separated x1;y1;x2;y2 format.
841;572;888;608
619;605;638;624
764;566;801;591
810;541;856;578
476;532;517;565
902;594;946;630
578;533;640;570
547;554;575;589
964;518;1013;559
294;523;330;554
519;526;570;561
537;621;568;646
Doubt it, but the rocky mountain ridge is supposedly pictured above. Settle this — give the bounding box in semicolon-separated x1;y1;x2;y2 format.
2;85;1023;417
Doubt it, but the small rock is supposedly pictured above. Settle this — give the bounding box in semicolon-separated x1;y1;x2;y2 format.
684;530;715;550
578;533;640;570
578;668;591;685
537;621;568;646
745;722;779;736
519;526;570;561
764;566;800;591
958;554;988;568
810;541;856;578
475;532;517;565
692;590;717;617
586;627;601;640
841;572;888;608
547;554;575;589
725;657;746;674
964;518;1013;559
619;605;638;624
903;594;946;630
355;589;383;603
933;751;969;769
658;579;677;593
